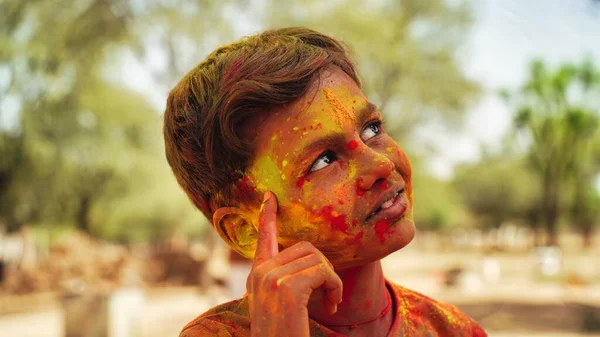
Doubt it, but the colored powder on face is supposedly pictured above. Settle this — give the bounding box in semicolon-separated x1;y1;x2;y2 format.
347;140;358;150
356;189;365;196
319;205;349;233
375;219;392;243
322;87;356;128
235;176;256;193
352;231;364;244
352;219;358;226
249;155;287;202
338;199;344;205
347;161;357;179
296;175;310;188
381;180;389;189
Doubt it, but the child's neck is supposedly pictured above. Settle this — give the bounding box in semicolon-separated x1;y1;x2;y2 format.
308;261;394;337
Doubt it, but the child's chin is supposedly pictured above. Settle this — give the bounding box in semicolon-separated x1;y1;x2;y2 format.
360;219;416;261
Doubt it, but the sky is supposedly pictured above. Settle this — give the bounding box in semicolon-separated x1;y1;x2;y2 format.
418;0;600;180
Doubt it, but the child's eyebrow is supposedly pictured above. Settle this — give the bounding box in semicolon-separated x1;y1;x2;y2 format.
296;102;380;157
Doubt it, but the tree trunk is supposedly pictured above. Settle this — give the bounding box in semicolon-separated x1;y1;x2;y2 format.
76;194;92;233
582;226;594;249
542;171;560;247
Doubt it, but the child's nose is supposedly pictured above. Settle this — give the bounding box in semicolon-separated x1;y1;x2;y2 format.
356;154;394;191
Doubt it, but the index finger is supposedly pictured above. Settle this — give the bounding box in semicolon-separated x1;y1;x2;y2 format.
253;191;279;266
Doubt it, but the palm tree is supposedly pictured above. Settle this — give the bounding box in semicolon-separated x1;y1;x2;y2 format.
503;58;600;246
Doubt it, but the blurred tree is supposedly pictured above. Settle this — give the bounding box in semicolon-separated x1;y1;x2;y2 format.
412;156;467;232
0;0;206;240
254;0;480;142
502;58;600;246
454;155;542;242
1;0;480;241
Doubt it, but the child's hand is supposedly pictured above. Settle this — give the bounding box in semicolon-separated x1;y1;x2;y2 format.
247;191;343;337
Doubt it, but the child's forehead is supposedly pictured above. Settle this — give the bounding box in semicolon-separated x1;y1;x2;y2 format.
270;73;368;127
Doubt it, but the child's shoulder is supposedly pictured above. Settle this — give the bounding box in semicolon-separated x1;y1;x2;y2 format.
179;297;251;337
388;280;487;337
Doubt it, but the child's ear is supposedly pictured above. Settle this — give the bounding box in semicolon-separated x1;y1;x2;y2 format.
213;207;258;259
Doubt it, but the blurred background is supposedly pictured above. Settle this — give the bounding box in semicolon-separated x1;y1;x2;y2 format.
1;0;600;336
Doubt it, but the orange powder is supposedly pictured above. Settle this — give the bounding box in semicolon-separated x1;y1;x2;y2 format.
323;87;357;128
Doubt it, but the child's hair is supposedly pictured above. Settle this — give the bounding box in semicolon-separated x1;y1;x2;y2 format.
163;27;360;220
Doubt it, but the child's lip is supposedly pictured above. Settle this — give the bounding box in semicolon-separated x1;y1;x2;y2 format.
368;191;408;224
365;184;405;222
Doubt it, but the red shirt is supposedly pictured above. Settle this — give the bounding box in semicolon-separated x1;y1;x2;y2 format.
180;280;487;337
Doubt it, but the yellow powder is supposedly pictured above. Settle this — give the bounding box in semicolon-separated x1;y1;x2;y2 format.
323;87;356;128
249;155;287;203
347;161;357;179
293;126;299;131
282;160;288;167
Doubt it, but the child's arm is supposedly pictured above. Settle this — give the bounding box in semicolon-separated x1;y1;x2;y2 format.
246;191;343;337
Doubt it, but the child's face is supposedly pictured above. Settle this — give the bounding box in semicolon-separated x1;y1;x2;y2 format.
245;67;415;269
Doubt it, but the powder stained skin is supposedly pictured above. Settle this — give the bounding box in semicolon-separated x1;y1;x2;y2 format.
347;140;358;150
375;219;392;243
323;87;356;127
319;205;349;233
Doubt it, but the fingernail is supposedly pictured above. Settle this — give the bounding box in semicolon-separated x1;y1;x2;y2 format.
262;191;271;204
332;303;338;314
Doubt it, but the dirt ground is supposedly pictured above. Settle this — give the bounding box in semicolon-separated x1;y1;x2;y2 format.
1;234;599;337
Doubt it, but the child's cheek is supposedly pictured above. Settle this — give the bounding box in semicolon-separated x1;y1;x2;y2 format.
248;154;289;203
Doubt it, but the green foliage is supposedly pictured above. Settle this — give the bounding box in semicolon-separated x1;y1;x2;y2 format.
260;0;480;141
0;0;206;241
1;0;480;240
454;155;541;229
412;157;467;231
502;58;600;245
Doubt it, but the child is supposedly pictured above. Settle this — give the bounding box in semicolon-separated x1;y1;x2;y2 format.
163;27;487;337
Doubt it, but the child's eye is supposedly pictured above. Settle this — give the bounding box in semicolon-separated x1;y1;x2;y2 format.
308;150;338;173
361;121;382;141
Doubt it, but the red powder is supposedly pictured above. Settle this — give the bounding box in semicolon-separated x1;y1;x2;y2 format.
347;140;358;150
338;199;344;205
352;231;364;244
356;189;365;196
381;180;389;189
236;176;256;193
375;219;392;243
232;176;256;201
222;59;242;83
296;176;310;188
352;219;358;226
319;205;349;233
